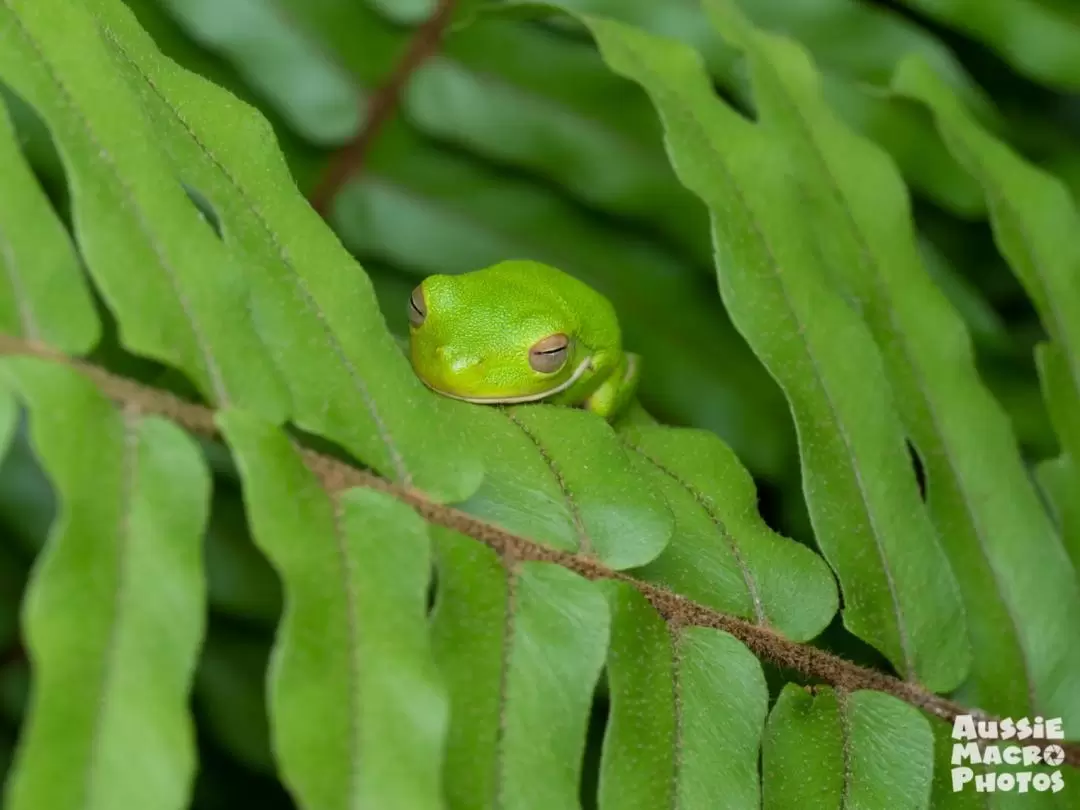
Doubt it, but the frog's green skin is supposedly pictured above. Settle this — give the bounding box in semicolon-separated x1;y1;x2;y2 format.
407;260;639;420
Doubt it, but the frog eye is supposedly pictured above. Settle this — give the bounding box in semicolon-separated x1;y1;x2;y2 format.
408;285;427;328
529;333;570;373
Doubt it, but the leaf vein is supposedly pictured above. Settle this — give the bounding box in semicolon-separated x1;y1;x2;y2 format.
836;689;853;810
643;74;915;676
96;27;411;485
628;442;766;626
81;408;139;810
763;61;1037;705
0;222;38;341
505;409;593;558
668;628;684;810
3;5;230;405
493;562;518;810
328;497;364;810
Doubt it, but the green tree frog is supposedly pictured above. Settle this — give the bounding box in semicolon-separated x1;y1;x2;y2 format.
407;260;640;420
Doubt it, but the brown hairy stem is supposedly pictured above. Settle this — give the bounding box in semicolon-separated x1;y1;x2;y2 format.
308;0;458;215
2;335;1078;768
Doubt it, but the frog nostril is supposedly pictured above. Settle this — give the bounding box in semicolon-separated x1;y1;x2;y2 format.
441;351;482;374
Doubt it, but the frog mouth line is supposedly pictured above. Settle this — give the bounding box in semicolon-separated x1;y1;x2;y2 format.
420;356;593;405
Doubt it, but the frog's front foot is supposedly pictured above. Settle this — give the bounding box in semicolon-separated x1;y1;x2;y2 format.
583;352;640;420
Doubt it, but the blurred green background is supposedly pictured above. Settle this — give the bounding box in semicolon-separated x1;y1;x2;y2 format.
1;0;1078;806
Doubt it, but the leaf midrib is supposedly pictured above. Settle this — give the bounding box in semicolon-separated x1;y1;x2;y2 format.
328;500;364;810
505;410;593;558
95;27;412;485
637;66;915;678
81;411;138;810
752;40;1037;707
3;2;229;406
0;222;38;341
628;441;766;626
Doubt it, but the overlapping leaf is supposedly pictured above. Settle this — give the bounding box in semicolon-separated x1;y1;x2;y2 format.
0;0;288;418
219;410;448;810
499;406;672;568
622;424;837;641
703;0;1080;727
764;686;934;810
516;0;988;216
331;139;793;476
0;357;209;810
597;581;768;809
550;6;969;691
927;716;1080;810
1;1;1076;806
430;527;609;810
142;0;809;479
895;0;1080;92
897;58;1080;613
1039;455;1080;570
0;96;98;354
0;0;485;501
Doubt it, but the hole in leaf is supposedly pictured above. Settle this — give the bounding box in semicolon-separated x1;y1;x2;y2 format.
907;440;927;501
183;183;224;240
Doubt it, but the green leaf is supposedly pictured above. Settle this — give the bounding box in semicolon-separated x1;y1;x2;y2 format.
502;406;672;569
927;715;1073;810
422;402;672;569
218;409;448;810
0;95;98;354
704;0;1080;725
517;0;987;217
622;424;837;641
896;58;1080;456
451;404;585;550
3;0;483;501
927;718;982;810
104;0;484;500
0;0;288;418
763;686;933;810
186;0;794;478
332;128;794;478
1038;455;1080;572
0;356;210;810
895;0;1080;91
430;527;609;810
896;57;1080;591
554;8;969;691
597;580;768;810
